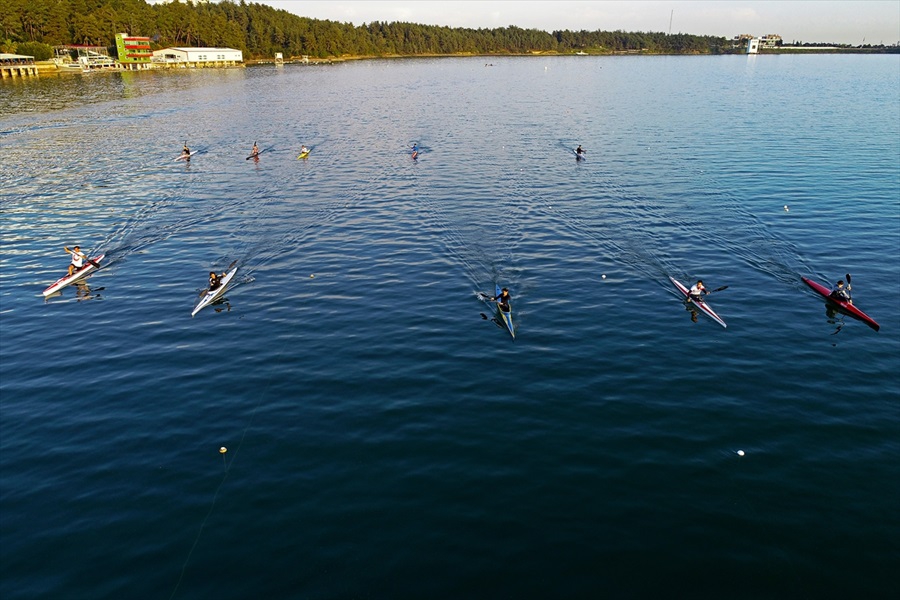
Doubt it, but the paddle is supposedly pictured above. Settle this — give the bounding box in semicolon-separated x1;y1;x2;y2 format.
246;141;260;160
845;272;852;301
707;285;728;294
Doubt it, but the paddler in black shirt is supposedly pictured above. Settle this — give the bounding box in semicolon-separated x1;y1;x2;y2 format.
492;288;511;313
208;271;225;291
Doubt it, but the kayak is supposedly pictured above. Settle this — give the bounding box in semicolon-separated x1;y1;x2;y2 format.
43;254;104;297
669;276;727;328
297;150;310;159
175;151;196;161
192;264;238;316
495;284;515;338
574;149;586;160
802;276;879;331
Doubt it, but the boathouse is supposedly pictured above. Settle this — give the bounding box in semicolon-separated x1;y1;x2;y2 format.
1;53;38;78
152;47;243;68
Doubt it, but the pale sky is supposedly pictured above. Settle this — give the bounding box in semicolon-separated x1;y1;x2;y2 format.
263;1;900;45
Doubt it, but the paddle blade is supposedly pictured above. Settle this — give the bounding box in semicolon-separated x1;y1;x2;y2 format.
846;273;851;285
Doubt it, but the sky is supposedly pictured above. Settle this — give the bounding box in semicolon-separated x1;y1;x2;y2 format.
262;1;900;45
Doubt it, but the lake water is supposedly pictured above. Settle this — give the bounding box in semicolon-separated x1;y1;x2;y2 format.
2;55;899;598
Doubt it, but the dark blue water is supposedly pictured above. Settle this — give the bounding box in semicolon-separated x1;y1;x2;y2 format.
2;55;899;598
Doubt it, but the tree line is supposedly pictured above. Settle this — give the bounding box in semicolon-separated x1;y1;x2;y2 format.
0;0;744;60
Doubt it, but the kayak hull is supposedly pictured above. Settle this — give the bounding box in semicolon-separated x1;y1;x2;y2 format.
496;284;515;338
43;255;104;297
192;266;238;316
801;277;879;331
297;151;310;159
669;276;727;328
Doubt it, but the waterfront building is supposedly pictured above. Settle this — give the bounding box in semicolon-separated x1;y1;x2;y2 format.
115;33;153;70
152;47;243;68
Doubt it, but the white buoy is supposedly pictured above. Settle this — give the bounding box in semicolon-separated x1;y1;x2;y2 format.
219;447;227;454
310;274;315;278
737;450;745;456
601;274;607;279
783;205;789;212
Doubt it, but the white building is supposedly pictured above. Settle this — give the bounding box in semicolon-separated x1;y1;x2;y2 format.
152;47;242;67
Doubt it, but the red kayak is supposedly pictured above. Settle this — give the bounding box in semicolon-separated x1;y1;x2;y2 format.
801;277;879;331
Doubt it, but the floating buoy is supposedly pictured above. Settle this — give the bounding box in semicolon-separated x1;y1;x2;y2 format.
783;205;789;212
219;447;227;454
310;274;315;278
601;274;607;279
737;450;745;456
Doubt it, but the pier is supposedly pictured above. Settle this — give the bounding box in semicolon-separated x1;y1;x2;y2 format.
1;53;38;78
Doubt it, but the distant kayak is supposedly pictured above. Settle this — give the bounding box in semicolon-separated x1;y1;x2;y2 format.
574;149;586;160
669;276;726;328
801;276;879;331
192;264;238;316
495;284;515;338
297;150;310;159
175;151;197;161
43;255;104;297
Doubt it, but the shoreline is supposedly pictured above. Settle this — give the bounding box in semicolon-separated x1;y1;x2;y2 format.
19;46;898;77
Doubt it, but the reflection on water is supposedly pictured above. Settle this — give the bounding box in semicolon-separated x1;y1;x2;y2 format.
2;56;898;600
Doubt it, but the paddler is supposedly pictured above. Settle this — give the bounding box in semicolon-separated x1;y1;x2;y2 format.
181;142;191;159
830;279;852;304
299;144;309;156
65;245;86;276
411;143;418;159
250;141;259;157
208;270;226;292
576;145;585;156
687;280;708;302
491;288;511;313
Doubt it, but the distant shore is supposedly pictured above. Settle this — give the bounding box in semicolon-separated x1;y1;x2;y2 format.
24;46;898;76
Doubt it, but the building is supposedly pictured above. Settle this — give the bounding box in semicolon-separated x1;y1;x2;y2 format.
152;47;243;68
732;34;754;48
115;33;153;70
733;33;782;53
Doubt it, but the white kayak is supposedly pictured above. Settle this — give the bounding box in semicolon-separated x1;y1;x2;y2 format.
175;151;197;161
192;264;238;316
42;254;104;297
669;276;727;328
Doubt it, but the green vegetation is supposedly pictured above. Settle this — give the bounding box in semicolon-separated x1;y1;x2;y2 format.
1;0;730;59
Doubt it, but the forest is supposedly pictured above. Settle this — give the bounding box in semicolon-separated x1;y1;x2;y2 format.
1;0;735;60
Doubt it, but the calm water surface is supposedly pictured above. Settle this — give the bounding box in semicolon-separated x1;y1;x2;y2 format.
2;55;899;598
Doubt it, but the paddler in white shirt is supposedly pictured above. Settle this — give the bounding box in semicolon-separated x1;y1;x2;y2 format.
65;245;86;276
687;280;708;302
